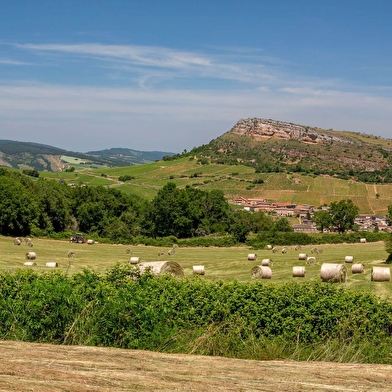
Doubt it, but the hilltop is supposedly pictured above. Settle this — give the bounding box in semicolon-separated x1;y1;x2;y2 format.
0;140;175;171
191;118;392;182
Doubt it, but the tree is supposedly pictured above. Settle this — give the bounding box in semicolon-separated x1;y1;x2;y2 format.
386;233;392;263
271;217;293;232
386;205;392;226
329;199;359;233
313;210;332;232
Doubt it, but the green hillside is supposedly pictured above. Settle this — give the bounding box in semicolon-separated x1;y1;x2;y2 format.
40;156;392;214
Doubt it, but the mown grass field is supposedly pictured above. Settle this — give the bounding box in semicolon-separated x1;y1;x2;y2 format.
40;158;392;214
2;236;390;298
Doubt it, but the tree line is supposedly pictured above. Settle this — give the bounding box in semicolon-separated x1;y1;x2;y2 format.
1;168;391;256
0;168;286;242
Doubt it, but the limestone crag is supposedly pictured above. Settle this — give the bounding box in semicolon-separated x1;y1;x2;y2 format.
229;118;351;144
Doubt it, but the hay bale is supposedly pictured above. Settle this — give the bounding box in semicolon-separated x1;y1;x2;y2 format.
45;262;58;268
272;247;279;253
360;238;367;243
298;253;307;260
371;266;391;282
281;248;288;254
23;261;36;266
139;261;184;277
25;252;36;260
157;250;165;256
265;245;273;250
130;256;140;265
13;237;21;245
352;263;365;274
126;247;132;254
306;256;316;265
320;263;347;283
193;265;205;275
67;251;76;258
344;255;354;263
247;253;257;261
172;244;179;249
294;245;302;251
87;239;95;244
292;266;306;277
168;248;175;256
261;258;273;266
250;265;272;279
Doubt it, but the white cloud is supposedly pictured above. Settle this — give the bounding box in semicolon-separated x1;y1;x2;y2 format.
0;42;391;152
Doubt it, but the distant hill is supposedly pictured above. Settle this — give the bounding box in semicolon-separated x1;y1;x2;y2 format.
0;140;175;171
86;148;175;166
191;118;392;183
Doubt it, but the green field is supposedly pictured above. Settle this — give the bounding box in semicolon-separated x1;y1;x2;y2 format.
2;236;390;298
39;159;392;214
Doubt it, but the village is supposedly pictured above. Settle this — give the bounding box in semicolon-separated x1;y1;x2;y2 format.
233;196;391;233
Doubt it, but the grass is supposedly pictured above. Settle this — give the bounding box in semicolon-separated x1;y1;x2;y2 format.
2;235;390;298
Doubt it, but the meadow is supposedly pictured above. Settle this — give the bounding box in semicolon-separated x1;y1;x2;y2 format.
2;235;390;298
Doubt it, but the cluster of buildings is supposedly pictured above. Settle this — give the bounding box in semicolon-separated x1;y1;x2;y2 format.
233;197;391;233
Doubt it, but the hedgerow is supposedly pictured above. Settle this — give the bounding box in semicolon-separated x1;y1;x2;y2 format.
1;266;392;362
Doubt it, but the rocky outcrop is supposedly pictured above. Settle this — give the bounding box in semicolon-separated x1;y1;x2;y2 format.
229;118;351;144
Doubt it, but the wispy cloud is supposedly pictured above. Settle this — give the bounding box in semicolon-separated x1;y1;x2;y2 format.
15;42;279;86
0;58;32;66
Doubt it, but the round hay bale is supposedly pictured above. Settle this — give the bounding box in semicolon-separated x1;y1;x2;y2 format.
261;258;273;266
172;244;179;249
294;245;302;251
45;262;58;268
292;266;306;277
23;261;36;266
87;239;95;244
320;263;347;283
281;248;288;254
344;255;354;263
247;253;257;261
360;238;367;243
168;248;175;256
139;261;184;277
14;238;21;245
306;256;316;265
25;252;36;260
265;245;273;250
130;256;140;265
193;265;205;275
352;263;365;274
371;266;391;282
298;253;307;260
67;251;76;258
250;266;272;279
157;250;165;256
272;247;279;253
126;247;132;254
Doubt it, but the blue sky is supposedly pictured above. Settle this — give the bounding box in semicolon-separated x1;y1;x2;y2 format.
1;0;391;153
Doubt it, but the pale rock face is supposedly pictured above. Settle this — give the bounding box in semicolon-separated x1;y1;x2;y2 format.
229;118;347;144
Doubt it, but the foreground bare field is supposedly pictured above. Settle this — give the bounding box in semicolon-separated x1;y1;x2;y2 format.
0;341;392;391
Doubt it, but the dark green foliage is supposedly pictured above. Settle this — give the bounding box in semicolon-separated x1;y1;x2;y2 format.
1;268;392;363
22;169;39;177
144;183;230;238
118;174;135;181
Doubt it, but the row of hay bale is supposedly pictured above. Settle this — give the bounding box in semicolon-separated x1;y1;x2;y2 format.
14;237;33;247
250;263;390;282
24;261;58;268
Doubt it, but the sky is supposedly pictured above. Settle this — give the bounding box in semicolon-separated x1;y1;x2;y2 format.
0;0;391;153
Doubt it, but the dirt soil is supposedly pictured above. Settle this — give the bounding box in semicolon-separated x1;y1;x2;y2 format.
1;340;392;391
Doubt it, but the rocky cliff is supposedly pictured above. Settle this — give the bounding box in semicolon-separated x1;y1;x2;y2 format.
229;118;351;145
